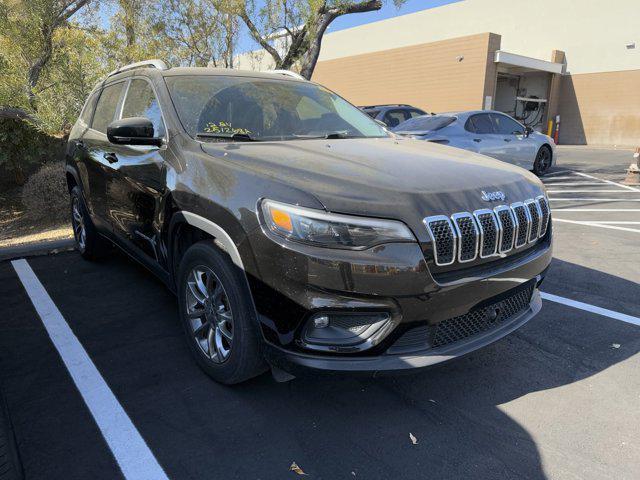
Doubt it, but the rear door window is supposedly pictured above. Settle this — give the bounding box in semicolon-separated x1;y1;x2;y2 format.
465;114;495;134
121;79;166;137
92;82;126;134
490;113;524;135
396;115;455;132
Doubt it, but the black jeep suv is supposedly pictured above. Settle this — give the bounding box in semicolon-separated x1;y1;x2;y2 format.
66;60;552;384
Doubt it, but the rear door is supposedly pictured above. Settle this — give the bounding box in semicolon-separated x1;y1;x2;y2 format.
78;81;127;231
105;77;169;264
489;113;537;168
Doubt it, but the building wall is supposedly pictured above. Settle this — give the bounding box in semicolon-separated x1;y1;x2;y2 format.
558;70;640;147
312;33;497;113
316;0;638;75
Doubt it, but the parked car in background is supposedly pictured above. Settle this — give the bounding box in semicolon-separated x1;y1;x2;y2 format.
393;111;556;176
360;104;426;128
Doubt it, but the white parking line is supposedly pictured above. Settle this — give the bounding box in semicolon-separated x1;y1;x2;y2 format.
11;259;169;480
552;209;640;212
547;190;639;193
543;170;574;177
549;198;640;202
573;171;640;193
541;292;640;327
553;218;640;233
543;182;616;186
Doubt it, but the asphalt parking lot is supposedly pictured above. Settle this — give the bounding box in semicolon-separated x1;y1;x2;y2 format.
1;147;639;480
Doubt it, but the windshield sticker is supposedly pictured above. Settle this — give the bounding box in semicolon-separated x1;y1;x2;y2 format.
203;121;252;135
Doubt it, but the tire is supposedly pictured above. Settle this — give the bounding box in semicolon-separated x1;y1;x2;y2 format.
70;186;110;260
533;145;552;177
0;387;23;480
177;241;267;384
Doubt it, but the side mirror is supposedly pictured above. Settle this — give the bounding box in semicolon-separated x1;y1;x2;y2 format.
524;126;533;137
107;117;163;147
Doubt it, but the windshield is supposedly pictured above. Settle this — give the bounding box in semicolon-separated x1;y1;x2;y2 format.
165;75;388;141
394;115;456;132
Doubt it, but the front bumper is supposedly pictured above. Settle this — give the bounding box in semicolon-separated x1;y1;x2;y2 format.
264;288;542;375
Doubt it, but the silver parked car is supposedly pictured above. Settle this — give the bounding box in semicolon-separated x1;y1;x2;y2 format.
393;110;556;176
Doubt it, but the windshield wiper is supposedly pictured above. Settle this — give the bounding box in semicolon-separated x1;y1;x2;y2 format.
293;131;355;140
196;132;258;142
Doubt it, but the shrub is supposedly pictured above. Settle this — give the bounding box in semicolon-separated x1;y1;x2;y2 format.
20;162;69;221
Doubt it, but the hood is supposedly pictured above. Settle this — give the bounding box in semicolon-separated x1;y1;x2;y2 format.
200;137;545;239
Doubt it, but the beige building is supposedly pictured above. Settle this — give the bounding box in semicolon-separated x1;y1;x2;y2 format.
237;0;639;147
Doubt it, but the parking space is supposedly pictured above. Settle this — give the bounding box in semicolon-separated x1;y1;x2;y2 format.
1;149;639;479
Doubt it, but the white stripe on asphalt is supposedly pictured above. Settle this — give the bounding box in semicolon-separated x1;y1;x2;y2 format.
553;218;640;233
573;171;640;193
541;292;640;327
562;221;640;224
547;190;639;193
11;259;169;480
549;198;640;202
552;209;640;212
543;182;617;186
543;170;574;177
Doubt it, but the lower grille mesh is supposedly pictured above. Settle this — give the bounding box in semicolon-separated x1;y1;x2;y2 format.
388;283;535;353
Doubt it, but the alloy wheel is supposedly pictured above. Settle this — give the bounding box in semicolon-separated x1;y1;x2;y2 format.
72;196;86;250
536;148;551;174
185;266;234;363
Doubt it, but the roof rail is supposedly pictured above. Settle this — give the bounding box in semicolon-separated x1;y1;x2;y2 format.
267;69;306;80
107;59;169;78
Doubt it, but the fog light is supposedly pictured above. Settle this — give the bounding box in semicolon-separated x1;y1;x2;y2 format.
313;315;330;328
303;312;393;348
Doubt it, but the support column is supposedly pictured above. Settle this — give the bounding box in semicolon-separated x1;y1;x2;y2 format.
545;50;566;135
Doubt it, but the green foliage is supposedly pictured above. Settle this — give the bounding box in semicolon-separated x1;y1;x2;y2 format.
0;118;65;185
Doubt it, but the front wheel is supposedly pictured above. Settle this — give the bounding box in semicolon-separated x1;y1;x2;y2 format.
70;186;110;260
177;241;267;384
533;146;552;176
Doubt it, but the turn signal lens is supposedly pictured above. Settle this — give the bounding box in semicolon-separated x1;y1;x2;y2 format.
260;199;416;249
269;207;293;233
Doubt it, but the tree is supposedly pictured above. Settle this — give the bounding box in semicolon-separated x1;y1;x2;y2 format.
228;0;404;79
0;0;91;109
158;0;239;68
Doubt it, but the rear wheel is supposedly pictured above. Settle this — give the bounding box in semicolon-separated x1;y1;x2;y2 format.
177;241;266;384
70;186;110;260
533;146;552;176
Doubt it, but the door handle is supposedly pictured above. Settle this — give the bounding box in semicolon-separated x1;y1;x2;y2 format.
473;138;481;143
104;153;118;164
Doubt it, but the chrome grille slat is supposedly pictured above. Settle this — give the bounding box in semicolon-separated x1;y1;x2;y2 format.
473;209;498;258
494;205;515;253
452;213;479;262
511;202;530;248
525;199;542;243
536;195;550;237
423;196;550;266
423;215;457;266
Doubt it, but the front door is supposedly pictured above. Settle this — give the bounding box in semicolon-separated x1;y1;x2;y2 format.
489;113;538;168
105;78;169;265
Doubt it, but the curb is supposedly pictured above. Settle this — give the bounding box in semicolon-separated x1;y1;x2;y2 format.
0;239;75;262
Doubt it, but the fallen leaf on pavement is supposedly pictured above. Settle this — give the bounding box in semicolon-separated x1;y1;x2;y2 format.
612;343;621;349
409;432;418;445
290;462;307;475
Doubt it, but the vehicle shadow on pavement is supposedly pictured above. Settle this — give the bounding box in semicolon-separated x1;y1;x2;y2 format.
0;253;638;480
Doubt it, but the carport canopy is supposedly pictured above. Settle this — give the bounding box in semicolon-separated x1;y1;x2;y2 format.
495;50;564;74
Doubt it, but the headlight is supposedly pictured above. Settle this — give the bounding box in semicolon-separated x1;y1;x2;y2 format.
259;199;416;249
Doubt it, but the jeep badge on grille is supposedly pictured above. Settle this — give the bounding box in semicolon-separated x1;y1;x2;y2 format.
481;190;506;202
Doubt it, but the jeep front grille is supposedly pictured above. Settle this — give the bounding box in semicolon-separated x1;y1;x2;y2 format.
424;196;550;266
